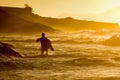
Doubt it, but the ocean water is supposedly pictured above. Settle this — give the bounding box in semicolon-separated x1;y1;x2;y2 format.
0;30;120;57
1;30;120;80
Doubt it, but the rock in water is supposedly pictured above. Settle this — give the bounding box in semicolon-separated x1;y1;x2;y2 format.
0;42;22;58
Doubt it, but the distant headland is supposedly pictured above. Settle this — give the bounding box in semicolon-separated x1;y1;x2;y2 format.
0;5;119;34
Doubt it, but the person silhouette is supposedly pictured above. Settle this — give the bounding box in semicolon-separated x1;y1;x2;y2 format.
36;33;54;55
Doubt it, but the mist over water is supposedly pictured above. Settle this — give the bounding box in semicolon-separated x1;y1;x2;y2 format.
1;30;120;80
0;30;120;57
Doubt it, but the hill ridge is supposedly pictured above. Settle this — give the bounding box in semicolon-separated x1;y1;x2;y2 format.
0;6;119;34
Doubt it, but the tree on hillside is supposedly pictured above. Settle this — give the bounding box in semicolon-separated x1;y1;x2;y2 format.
24;4;33;12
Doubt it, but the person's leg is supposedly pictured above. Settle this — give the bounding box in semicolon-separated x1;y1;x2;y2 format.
41;49;44;55
46;49;48;55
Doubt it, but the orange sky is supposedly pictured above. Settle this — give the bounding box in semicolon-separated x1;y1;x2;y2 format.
0;0;120;23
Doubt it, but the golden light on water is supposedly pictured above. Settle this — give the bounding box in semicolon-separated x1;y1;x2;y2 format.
1;1;120;80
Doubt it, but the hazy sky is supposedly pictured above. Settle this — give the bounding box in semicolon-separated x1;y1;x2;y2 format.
0;0;120;22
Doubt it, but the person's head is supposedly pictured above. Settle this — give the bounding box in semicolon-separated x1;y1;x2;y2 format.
41;33;45;37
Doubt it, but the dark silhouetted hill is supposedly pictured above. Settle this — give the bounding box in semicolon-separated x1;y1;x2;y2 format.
17;13;120;31
35;17;119;31
0;6;56;34
0;6;119;33
4;6;119;32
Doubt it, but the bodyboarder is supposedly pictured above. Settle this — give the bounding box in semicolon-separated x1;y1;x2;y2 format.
36;33;54;55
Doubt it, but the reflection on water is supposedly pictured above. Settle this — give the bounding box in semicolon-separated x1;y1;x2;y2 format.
0;30;120;57
1;30;120;80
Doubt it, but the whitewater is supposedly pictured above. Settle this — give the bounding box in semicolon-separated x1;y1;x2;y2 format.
1;30;120;80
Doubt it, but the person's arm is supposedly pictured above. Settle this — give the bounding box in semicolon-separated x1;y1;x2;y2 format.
36;38;40;42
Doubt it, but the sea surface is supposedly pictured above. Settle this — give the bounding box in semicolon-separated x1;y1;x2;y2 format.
1;30;120;80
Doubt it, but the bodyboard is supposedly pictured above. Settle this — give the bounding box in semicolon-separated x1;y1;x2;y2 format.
46;40;54;51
